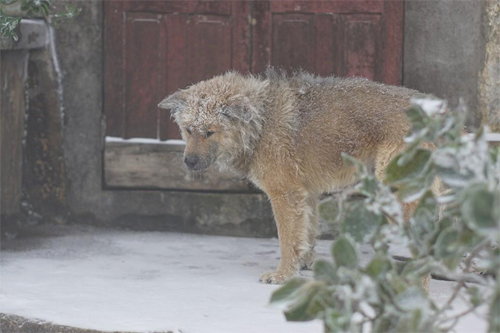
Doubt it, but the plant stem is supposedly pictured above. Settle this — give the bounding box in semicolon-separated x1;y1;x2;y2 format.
440;242;486;314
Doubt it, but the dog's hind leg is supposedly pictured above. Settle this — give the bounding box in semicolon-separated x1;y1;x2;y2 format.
375;141;435;293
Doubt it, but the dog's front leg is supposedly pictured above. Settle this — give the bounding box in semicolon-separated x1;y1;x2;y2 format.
260;190;310;284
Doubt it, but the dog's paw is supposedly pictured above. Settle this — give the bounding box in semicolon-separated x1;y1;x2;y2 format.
259;270;292;284
299;248;317;270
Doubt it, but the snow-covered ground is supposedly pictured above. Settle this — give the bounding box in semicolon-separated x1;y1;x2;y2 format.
0;225;488;333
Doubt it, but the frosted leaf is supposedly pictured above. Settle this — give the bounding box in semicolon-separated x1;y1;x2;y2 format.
374;224;409;251
433;149;457;169
394;287;429;311
436;193;457;204
351;312;364;324
402;186;429;204
434;129;489;188
411;97;447;116
437;117;456;137
364;183;404;226
359;301;376;319
404;128;427;144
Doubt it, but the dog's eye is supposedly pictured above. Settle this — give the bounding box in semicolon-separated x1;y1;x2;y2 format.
206;131;215;138
186;128;192;135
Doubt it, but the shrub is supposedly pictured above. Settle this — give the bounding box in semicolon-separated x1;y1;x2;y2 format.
271;97;499;333
0;0;80;40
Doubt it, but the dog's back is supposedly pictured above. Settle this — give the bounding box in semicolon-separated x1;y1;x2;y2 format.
249;70;416;193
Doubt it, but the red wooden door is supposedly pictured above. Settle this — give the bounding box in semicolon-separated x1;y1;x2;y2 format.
251;1;403;83
105;0;403;141
103;0;403;191
105;1;251;140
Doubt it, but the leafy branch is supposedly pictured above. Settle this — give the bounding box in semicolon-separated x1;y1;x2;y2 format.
271;96;499;332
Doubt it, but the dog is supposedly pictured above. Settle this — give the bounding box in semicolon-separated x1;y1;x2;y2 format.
159;69;422;284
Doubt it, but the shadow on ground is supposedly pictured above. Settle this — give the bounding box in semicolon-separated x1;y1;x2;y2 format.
1;313;174;333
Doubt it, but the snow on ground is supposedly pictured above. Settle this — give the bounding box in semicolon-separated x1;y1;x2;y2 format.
0;225;488;333
106;136;185;145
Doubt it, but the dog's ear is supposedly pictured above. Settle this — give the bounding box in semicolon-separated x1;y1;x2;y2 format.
220;98;254;123
158;91;187;117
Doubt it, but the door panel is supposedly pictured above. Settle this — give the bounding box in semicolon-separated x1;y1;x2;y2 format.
188;15;232;84
124;13;163;138
343;15;382;80
160;15;189;140
314;14;340;77
104;0;404;191
252;1;402;84
272;14;316;73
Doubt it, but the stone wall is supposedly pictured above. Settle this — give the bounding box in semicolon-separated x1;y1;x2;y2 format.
478;0;500;132
403;0;487;130
0;20;50;236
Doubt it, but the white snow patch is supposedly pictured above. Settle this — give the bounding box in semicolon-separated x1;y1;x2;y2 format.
486;133;500;142
106;136;185;145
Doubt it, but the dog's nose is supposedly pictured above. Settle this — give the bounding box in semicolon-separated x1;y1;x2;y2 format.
184;155;199;169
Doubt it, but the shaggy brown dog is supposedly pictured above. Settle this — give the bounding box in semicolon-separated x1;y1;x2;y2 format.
159;69;422;284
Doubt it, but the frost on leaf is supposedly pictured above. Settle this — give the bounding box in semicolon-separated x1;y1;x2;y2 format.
411;96;446;116
434;131;489;188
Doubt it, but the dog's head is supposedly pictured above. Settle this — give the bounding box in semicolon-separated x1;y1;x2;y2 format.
158;72;266;172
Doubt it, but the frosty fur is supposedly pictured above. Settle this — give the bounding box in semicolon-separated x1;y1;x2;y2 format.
159;69;434;284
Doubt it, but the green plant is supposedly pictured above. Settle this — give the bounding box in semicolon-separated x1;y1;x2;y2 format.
271;97;499;332
0;0;80;40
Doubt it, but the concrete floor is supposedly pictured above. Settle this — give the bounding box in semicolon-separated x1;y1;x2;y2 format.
0;224;488;333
